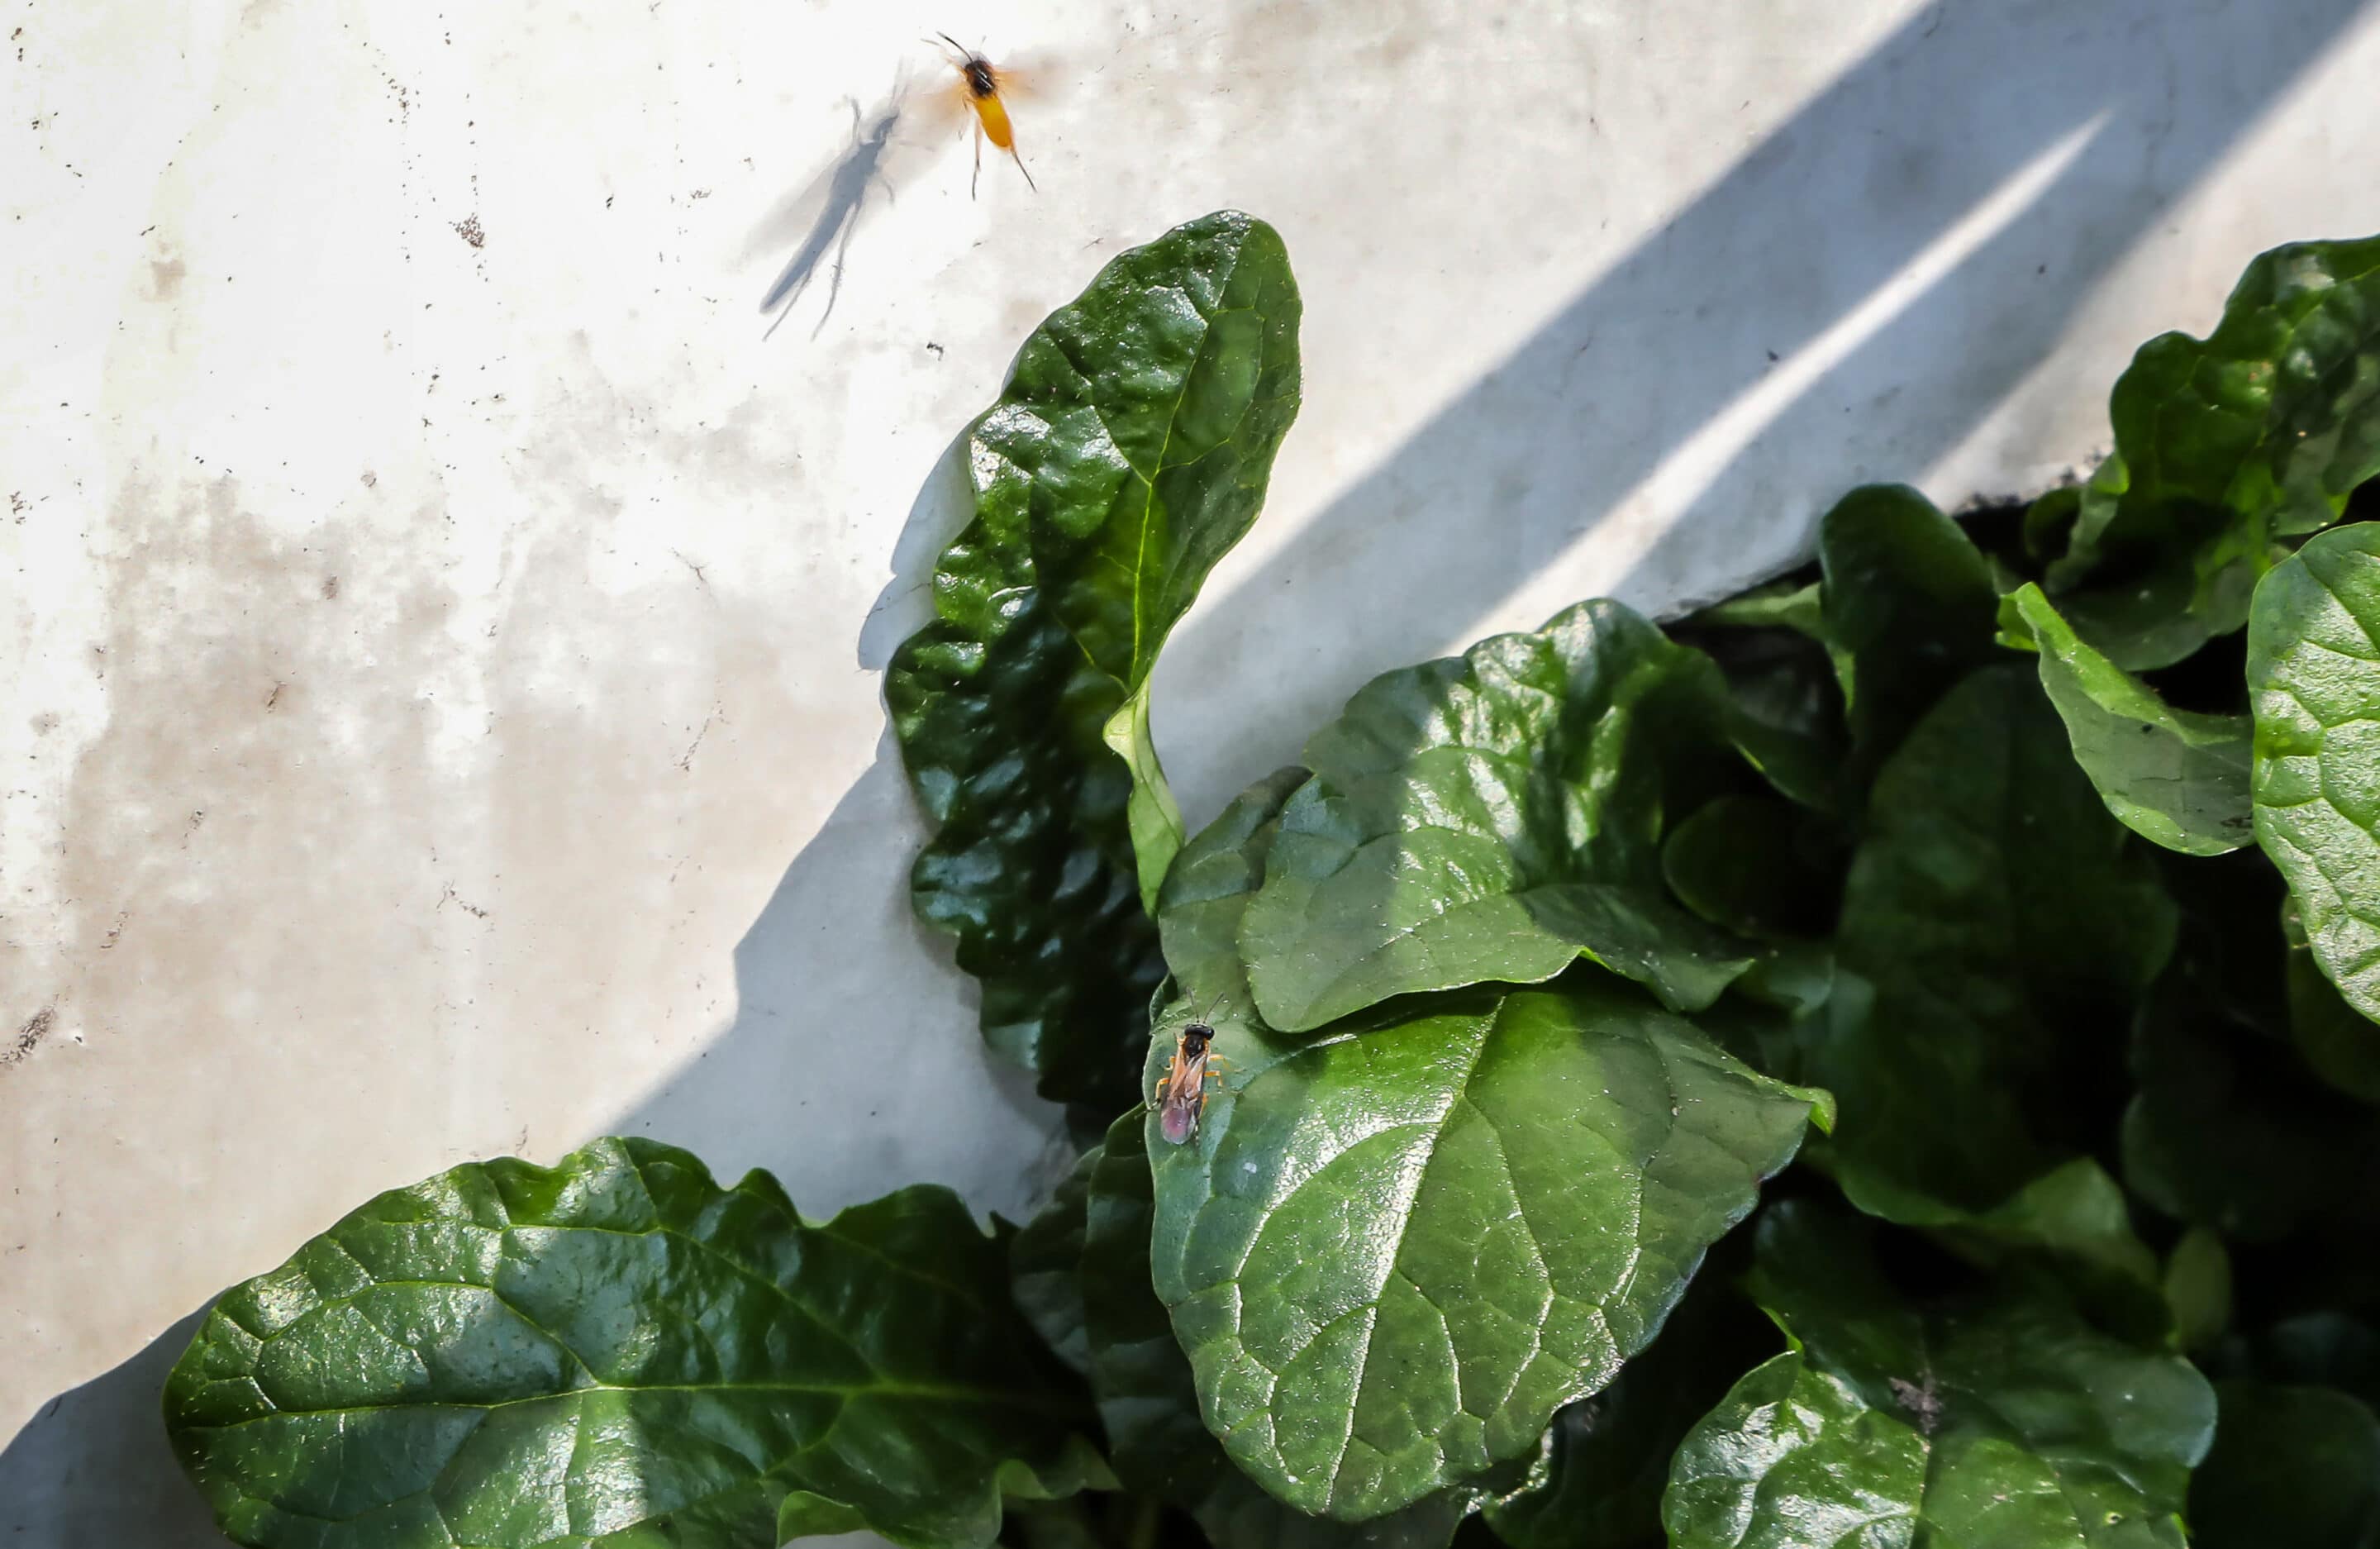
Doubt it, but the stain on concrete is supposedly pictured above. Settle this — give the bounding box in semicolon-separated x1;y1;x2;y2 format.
6;1008;55;1066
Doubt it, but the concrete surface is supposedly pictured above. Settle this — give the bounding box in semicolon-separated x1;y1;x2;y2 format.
5;0;2378;1541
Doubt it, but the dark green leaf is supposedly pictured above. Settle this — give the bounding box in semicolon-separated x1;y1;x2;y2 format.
2004;583;2254;856
2023;484;2082;565
2163;1228;2233;1353
2049;237;2380;665
1792;665;2176;1213
1481;1258;1778;1549
2123;960;2380;1243
1660;794;1844;941
1145;981;1828;1519
1188;1479;1472;1549
1013;1146;1102;1378
1673;579;1851;815
163;1138;1105;1549
1663;1203;2216;1549
2054;546;2256;672
2286;895;2380;1104
2190;1382;2380;1549
887;210;1302;1105
1237;599;1761;1032
2217;1313;2380;1406
1083;1113;1218;1504
2249;521;2380;1022
1817;484;2001;774
1880;1159;2172;1347
1687;575;1830;639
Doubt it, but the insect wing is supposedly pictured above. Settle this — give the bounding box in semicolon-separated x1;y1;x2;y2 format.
1155;1046;1210;1145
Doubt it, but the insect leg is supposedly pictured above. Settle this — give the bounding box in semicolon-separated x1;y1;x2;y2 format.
1010;142;1038;193
970;118;983;200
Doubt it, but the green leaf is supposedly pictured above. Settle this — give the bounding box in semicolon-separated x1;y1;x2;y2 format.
2122;960;2380;1243
1481;1259;1780;1549
1154;765;1309;1013
2005;583;2254;856
2190;1382;2380;1549
1083;1113;1216;1503
1674;578;1852;814
1145;980;1829;1520
1817;484;2001;773
2249;522;2380;1022
1237;599;1762;1033
1691;576;1831;640
886;210;1302;1105
1878;1159;2171;1347
2286;894;2380;1104
1793;665;2176;1212
1012;1146;1101;1378
1078;1112;1476;1549
1660;794;1844;941
1662;1203;2216;1549
2163;1228;2233;1353
163;1137;1105;1549
2049;236;2380;665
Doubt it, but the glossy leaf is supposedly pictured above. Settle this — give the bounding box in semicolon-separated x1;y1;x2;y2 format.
2190;1382;2380;1549
1237;599;1759;1032
164;1138;1103;1549
2004;583;2254;856
1076;1112;1477;1549
1794;665;2176;1213
887;210;1302;1105
1481;1259;1779;1549
1663;1203;2216;1549
2050;236;2380;665
2249;522;2380;1022
1145;980;1829;1519
1817;484;2001;773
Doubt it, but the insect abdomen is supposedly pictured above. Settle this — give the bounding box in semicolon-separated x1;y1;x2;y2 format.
973;93;1016;150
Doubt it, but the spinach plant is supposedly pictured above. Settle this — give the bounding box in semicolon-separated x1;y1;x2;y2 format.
164;214;2380;1549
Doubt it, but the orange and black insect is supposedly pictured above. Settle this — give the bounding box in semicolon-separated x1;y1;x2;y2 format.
930;33;1038;198
1153;996;1230;1145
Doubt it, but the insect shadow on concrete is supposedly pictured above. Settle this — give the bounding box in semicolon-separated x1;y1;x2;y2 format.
755;89;906;341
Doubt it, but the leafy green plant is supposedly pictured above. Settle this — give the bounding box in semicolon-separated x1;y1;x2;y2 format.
164;215;2380;1549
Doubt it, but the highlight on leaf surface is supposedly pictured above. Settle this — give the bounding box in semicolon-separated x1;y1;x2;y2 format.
1663;1203;2215;1549
2047;236;2380;668
164;1137;1104;1549
2004;581;2254;856
2248;521;2380;1023
1235;598;1778;1034
886;208;1302;1108
1144;980;1830;1521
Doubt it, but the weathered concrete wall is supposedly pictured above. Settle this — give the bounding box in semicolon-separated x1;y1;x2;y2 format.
5;0;2378;1539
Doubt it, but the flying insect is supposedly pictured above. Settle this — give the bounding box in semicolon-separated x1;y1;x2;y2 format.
930;33;1038;197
